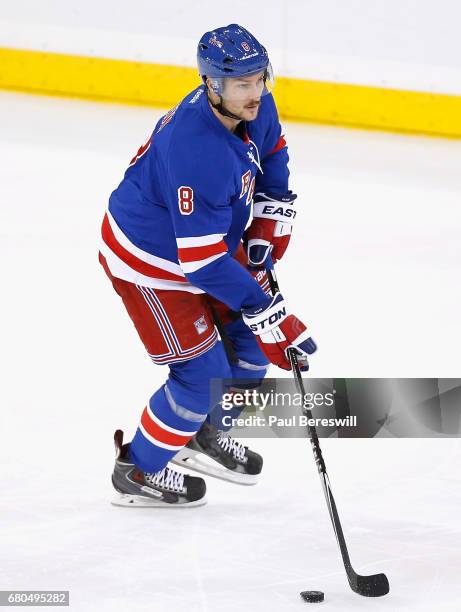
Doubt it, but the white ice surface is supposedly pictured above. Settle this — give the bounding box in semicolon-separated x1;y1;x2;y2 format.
1;92;461;611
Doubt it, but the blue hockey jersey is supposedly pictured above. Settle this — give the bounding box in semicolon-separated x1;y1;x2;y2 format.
100;85;290;312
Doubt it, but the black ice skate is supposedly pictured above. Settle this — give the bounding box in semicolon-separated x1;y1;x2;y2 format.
171;421;263;485
111;430;206;508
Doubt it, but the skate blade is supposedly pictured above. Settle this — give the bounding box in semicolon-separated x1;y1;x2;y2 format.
111;493;207;508
171;448;259;486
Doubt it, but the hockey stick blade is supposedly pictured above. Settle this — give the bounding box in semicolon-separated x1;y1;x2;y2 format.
350;572;389;597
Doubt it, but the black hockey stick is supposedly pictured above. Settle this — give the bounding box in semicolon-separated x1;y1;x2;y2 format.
266;265;389;598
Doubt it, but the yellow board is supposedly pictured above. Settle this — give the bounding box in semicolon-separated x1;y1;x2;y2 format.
2;47;461;138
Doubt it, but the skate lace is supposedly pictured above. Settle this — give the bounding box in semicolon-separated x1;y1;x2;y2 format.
144;467;185;493
216;431;247;462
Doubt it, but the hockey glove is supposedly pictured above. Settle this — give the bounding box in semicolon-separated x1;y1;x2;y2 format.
242;293;317;371
245;191;297;266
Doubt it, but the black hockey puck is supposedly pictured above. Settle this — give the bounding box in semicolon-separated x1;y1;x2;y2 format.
300;590;324;603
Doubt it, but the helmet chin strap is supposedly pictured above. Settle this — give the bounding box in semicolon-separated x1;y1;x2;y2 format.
207;92;244;122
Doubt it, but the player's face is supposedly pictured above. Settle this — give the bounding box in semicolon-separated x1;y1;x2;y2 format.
222;72;265;120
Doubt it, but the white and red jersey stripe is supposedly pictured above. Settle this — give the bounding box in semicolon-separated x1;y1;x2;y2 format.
100;210;205;293
100;211;231;291
176;234;228;273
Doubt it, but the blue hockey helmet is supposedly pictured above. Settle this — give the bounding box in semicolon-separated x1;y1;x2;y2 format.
197;24;274;99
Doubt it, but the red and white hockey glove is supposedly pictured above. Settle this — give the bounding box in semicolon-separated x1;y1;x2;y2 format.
245;191;297;266
242;293;317;371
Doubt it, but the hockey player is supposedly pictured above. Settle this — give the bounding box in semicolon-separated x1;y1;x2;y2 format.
99;24;317;507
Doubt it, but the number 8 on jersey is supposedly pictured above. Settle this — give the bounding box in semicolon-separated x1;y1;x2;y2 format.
178;186;194;215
